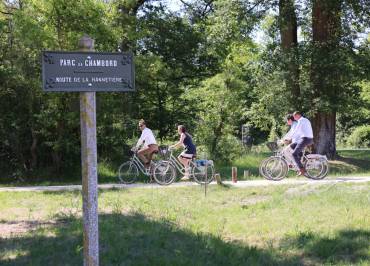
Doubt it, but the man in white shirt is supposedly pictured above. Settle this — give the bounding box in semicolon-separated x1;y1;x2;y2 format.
134;119;158;168
290;111;314;176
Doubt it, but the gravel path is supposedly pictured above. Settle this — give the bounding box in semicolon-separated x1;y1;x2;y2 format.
0;176;369;192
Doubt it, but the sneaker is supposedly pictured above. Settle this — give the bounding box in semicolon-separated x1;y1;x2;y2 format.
297;168;306;176
180;175;190;181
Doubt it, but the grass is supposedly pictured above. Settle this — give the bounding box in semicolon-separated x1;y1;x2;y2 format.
0;182;369;265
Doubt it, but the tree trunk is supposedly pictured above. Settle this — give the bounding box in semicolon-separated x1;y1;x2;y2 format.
311;0;341;159
211;115;224;156
279;0;300;108
120;0;149;51
30;129;38;170
312;112;336;157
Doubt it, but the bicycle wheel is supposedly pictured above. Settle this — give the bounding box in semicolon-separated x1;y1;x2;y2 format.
304;158;329;180
118;161;139;184
261;156;288;181
192;161;215;184
152;161;176;185
259;157;272;180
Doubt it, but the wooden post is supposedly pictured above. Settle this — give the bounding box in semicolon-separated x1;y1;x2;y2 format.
79;36;99;266
232;167;237;183
215;173;222;185
244;170;249;179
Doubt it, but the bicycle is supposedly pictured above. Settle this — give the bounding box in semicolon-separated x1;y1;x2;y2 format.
153;148;215;185
118;149;176;185
259;141;329;181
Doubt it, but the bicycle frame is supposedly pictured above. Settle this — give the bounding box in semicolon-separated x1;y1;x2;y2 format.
277;149;327;172
129;153;153;176
277;151;303;171
167;150;190;175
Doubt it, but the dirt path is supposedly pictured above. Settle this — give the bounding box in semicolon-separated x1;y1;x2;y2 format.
0;176;369;192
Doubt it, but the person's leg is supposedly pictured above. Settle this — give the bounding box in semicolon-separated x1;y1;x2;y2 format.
178;155;191;169
146;144;158;163
138;147;151;165
292;138;313;174
282;144;295;166
178;153;192;179
178;155;186;166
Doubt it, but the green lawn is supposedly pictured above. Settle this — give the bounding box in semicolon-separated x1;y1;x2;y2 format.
1;182;369;265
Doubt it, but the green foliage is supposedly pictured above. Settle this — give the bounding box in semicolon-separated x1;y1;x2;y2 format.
185;71;247;163
0;0;369;180
347;126;370;148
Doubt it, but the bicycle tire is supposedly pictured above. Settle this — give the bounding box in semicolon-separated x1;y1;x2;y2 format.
260;156;288;181
304;158;329;180
192;162;215;184
259;157;272;180
118;161;139;184
152;161;176;185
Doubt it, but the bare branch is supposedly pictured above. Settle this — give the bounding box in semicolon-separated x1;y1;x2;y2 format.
179;0;193;9
0;10;13;15
246;0;269;13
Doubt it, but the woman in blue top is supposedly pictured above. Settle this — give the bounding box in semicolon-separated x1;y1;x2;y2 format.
170;125;196;180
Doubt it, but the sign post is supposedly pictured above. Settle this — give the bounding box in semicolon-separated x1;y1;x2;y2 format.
79;36;99;266
42;35;135;266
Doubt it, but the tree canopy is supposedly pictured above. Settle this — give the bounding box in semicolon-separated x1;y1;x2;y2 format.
1;0;369;179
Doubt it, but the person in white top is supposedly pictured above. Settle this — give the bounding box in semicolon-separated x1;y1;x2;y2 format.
281;114;298;166
134;119;158;168
290;111;314;176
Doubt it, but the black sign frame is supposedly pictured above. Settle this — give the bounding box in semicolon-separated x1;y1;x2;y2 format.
42;51;135;92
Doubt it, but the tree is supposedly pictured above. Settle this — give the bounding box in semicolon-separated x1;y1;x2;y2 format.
278;0;300;108
306;0;346;159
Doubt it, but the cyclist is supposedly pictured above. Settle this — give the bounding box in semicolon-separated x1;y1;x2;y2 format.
290;111;314;176
133;119;158;168
281;114;298;166
170;125;196;180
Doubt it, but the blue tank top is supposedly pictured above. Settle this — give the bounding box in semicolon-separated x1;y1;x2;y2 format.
183;133;196;154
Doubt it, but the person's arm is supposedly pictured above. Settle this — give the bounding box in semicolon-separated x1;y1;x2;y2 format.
170;133;186;149
283;127;294;141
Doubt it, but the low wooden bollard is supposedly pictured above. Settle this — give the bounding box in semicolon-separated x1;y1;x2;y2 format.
215;173;222;185
232;167;237;183
244;170;249;179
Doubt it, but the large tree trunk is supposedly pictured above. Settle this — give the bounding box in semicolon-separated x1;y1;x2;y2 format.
311;0;341;159
312;112;336;157
279;0;300;108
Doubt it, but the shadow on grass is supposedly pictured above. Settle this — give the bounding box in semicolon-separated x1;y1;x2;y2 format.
2;212;369;265
0;212;297;266
329;151;370;175
280;229;370;264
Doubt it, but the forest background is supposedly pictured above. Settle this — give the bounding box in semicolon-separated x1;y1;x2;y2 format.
0;0;369;181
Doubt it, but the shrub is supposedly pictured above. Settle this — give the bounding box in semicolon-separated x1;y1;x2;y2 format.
347;125;370;148
210;134;245;163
